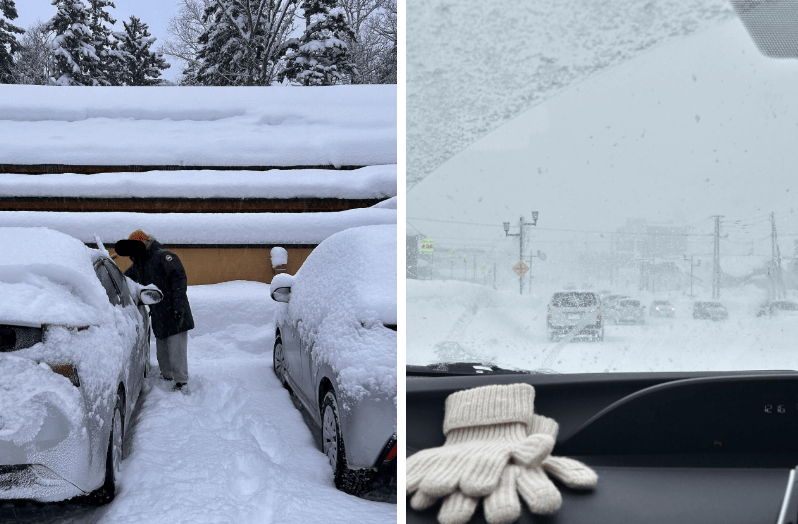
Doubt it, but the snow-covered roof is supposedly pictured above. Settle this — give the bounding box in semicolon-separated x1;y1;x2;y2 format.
0;165;397;200
0;208;397;245
0;85;396;167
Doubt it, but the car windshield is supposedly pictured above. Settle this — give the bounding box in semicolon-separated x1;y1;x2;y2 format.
407;2;798;373
620;300;640;308
774;302;798;311
551;292;597;308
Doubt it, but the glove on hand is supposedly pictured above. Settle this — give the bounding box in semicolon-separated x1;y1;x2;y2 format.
407;384;554;499
411;415;598;524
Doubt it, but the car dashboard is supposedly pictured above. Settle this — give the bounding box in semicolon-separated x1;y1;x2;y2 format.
406;369;798;524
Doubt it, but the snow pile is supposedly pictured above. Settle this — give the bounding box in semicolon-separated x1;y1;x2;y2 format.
0;165;397;200
0;208;397;245
372;196;397;209
407;0;733;187
279;225;397;401
0;85;396;167
270;247;288;268
0;355;84;445
0;227;110;325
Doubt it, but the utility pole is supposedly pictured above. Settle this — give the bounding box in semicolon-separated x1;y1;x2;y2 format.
504;212;539;295
771;212;786;299
711;215;723;299
684;254;701;298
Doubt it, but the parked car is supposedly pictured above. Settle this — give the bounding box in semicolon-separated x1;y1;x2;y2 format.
546;291;603;341
756;300;798;317
0;227;162;504
602;294;630;323
613;299;646;324
650;300;675;318
270;224;397;496
693;301;728;321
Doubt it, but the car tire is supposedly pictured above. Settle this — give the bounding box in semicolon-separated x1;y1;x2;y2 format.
597;328;604;342
273;337;289;390
547;329;556;342
321;390;375;495
89;395;123;505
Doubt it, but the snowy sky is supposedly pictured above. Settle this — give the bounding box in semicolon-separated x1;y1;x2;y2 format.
14;0;181;81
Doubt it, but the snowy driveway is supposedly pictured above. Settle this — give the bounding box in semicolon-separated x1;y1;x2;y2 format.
1;282;395;524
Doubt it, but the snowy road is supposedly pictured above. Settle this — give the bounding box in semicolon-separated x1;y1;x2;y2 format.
407;280;798;374
1;282;396;524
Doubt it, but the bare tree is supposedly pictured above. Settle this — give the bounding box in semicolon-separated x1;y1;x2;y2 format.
14;20;55;85
340;0;395;84
159;0;212;83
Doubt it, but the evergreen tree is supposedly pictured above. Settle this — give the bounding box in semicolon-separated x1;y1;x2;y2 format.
87;0;118;85
0;0;24;83
190;0;297;86
115;16;170;86
47;0;100;85
280;0;356;86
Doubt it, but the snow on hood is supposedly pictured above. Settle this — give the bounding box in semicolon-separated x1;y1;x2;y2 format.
0;227;112;326
0;355;84;445
279;225;397;402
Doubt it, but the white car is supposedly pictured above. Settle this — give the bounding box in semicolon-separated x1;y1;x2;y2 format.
0;227;162;503
270;224;397;495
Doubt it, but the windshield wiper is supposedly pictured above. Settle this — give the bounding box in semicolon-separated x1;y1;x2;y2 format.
406;362;531;377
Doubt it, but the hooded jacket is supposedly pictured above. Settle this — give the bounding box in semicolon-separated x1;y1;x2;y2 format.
124;240;194;339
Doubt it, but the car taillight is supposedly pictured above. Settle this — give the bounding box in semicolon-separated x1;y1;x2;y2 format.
384;443;397;462
49;363;80;387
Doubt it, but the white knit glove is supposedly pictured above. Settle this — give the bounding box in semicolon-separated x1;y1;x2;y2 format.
406;384;555;499
411;415;598;524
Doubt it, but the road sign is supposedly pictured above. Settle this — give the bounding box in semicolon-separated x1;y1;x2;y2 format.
513;260;530;277
420;238;435;254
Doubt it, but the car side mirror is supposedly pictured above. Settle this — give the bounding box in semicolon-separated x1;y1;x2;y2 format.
271;287;291;303
140;288;163;305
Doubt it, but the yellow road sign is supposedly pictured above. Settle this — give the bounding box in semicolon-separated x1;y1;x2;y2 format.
513;260;530;277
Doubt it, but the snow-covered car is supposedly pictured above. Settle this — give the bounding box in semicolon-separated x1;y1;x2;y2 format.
270;224;397;495
601;294;629;323
756;300;798;317
546;291;603;341
693;301;728;321
0;227;162;504
612;299;646;324
649;300;675;318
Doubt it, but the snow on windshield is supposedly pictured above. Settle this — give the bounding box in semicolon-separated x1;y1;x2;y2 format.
0;227;111;325
277;225;397;402
407;11;798;373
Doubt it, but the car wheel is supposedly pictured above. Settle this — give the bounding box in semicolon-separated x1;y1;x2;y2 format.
547;329;555;342
321;390;375;495
597;328;604;342
273;338;289;389
89;395;123;504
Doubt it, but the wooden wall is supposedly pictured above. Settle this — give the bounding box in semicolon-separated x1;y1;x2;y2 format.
109;245;316;285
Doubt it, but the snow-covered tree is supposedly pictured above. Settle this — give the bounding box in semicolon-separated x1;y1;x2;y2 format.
114;16;170;86
190;0;298;86
160;0;213;84
280;0;357;86
14;20;56;85
47;0;101;85
0;0;24;83
87;0;118;85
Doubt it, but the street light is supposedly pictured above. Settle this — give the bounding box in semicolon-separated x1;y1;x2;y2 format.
504;213;540;294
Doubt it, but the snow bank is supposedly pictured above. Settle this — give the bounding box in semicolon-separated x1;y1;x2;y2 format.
0;165;397;200
0;85;396;167
0;227;111;325
280;225;397;401
0;207;397;245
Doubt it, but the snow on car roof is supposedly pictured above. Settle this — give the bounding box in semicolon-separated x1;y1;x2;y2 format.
0;227;111;325
0;207;396;245
0;85;396;167
0;165;397;200
284;224;397;401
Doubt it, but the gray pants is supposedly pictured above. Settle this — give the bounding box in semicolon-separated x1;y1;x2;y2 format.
156;331;189;383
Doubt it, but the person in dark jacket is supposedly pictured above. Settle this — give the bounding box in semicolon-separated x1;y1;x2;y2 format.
124;229;194;392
